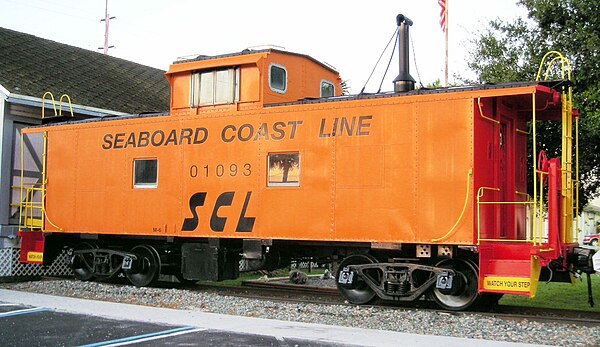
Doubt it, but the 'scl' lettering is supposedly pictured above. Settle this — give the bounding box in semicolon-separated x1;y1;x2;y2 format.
210;192;234;232
181;192;207;231
236;192;255;232
181;191;255;233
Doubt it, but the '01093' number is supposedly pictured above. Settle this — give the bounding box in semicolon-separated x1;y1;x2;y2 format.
189;163;251;178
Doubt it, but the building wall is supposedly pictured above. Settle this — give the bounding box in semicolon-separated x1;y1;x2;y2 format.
580;197;600;240
0;95;13;243
0;99;42;246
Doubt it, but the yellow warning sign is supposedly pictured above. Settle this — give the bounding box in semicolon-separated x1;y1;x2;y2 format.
27;252;43;263
483;276;530;293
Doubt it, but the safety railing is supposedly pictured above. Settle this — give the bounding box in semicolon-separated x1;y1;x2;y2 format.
41;91;74;120
18;185;45;229
476;187;542;245
17;92;72;232
17;132;62;232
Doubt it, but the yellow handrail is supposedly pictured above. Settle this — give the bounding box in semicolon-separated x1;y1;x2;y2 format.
536;51;576;245
41;92;57;119
18;130;63;232
431;168;472;242
19;92;73;231
477;97;499;124
476;186;535;244
58;94;74;117
41;92;75;119
575;115;579;240
535;51;572;81
476;186;498;244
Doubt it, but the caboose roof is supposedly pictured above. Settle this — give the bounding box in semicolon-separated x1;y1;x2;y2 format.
165;48;338;75
269;80;566;106
23;80;565;131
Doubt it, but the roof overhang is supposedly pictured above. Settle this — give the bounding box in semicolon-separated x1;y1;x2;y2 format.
0;83;10;99
165;52;267;76
4;93;127;118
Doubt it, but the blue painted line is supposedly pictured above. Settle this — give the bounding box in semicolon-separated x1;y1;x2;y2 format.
78;326;197;347
0;307;49;318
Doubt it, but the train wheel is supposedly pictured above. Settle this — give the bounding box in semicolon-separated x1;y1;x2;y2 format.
124;245;161;287
336;254;379;304
430;258;479;311
72;242;97;281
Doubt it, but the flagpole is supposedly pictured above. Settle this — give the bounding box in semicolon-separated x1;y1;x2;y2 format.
444;0;449;87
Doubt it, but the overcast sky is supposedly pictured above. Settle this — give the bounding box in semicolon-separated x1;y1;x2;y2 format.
0;0;527;93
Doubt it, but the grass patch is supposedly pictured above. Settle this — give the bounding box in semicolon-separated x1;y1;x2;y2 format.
499;273;600;312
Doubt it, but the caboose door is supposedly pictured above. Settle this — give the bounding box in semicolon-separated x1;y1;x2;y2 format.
496;113;515;240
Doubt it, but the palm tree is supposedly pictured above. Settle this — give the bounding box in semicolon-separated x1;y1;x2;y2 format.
269;153;298;183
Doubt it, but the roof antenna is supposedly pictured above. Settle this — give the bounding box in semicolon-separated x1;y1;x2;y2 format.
392;14;415;92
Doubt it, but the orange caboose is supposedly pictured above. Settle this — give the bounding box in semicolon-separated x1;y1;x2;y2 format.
18;16;593;311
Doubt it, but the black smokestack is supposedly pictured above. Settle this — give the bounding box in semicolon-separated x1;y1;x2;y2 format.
393;14;415;93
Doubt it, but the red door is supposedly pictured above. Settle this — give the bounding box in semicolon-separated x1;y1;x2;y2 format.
496;114;515;239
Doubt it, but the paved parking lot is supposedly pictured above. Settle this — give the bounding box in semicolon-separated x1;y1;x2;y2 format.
0;302;353;346
0;289;546;346
1;303;188;346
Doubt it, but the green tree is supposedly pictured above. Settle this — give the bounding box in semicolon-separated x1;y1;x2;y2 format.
468;0;600;208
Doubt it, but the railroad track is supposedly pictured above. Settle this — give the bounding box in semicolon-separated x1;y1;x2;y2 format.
237;278;600;327
240;278;339;295
487;306;600;327
11;276;600;327
188;278;345;305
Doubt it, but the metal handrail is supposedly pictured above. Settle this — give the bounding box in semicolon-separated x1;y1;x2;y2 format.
476;187;539;244
58;94;74;117
41;92;57;119
41;92;75;119
431;168;473;242
535;51;577;245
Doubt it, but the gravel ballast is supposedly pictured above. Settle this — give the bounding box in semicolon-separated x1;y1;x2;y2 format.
2;279;599;346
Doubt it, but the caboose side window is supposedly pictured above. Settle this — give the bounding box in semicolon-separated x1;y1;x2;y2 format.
321;80;335;97
190;68;239;106
133;159;158;188
268;152;299;187
269;64;287;94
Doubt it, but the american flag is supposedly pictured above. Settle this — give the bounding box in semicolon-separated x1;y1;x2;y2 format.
439;0;447;32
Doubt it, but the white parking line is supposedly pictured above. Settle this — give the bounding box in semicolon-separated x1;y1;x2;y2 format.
79;326;205;347
0;307;49;317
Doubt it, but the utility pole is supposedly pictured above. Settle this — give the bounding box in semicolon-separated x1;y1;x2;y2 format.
444;0;449;87
99;0;115;54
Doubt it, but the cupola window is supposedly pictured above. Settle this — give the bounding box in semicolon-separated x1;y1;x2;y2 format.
190;68;239;106
269;64;287;94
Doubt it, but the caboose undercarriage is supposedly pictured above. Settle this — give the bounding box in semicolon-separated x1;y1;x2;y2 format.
33;225;594;311
39;233;517;311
